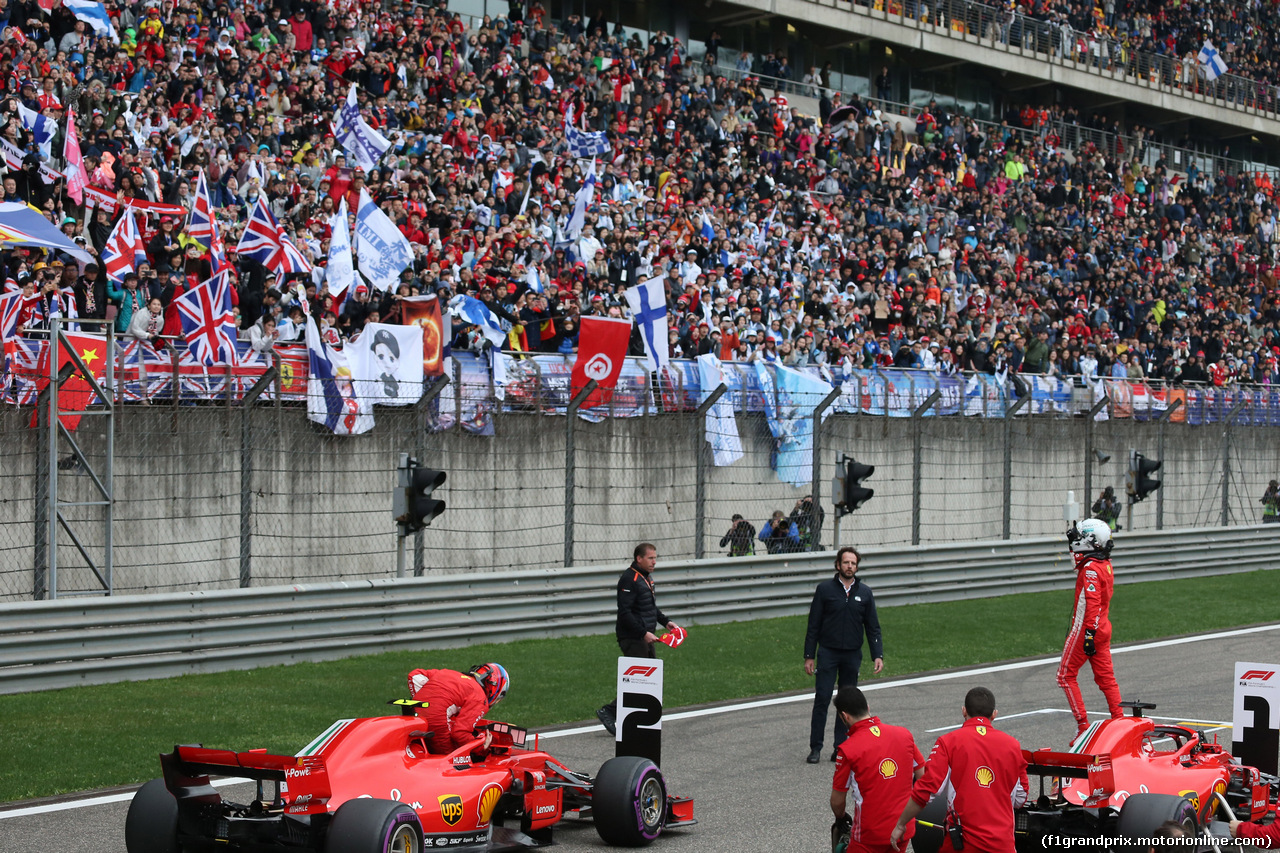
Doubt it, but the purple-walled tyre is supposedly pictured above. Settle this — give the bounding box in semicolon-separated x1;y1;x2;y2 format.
324;798;422;853
592;756;667;847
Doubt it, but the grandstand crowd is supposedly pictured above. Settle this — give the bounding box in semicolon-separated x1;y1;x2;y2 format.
3;0;1280;390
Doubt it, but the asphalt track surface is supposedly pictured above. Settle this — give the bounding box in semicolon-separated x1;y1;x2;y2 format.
2;623;1277;853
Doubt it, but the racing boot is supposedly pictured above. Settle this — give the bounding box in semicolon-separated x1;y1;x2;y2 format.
596;705;616;736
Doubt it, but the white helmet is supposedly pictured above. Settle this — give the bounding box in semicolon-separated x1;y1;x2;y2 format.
1068;518;1112;555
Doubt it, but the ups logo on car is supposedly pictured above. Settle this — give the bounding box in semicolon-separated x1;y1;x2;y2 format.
438;794;465;826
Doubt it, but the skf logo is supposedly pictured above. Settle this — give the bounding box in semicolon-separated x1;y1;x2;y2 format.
477;784;502;828
438;794;465;826
623;666;658;677
975;766;995;788
878;758;898;779
869;725;881;737
1240;670;1275;682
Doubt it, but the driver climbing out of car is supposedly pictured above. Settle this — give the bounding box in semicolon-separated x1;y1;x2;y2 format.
407;663;510;755
1057;518;1124;737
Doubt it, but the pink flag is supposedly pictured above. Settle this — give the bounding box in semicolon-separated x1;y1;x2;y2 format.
63;106;87;205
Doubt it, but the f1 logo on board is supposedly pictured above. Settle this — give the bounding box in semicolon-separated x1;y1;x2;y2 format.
623;666;658;677
1240;670;1276;682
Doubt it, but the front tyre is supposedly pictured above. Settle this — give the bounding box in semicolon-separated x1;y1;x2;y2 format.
124;778;180;853
324;798;422;853
592;756;667;847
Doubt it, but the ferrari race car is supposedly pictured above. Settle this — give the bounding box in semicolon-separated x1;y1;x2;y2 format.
915;702;1280;853
124;699;695;853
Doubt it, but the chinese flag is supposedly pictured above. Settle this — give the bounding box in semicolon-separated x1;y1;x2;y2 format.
570;316;632;409
29;333;109;432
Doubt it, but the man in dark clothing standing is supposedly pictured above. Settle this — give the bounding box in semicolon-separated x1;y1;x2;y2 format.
596;542;680;735
804;547;883;764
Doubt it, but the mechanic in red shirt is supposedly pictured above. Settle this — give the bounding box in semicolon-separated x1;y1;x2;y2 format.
407;663;509;754
830;686;924;853
1231;816;1280;846
1057;518;1124;737
890;687;1029;853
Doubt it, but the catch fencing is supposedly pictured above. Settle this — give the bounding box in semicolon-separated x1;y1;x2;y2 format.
0;524;1272;694
3;347;1280;602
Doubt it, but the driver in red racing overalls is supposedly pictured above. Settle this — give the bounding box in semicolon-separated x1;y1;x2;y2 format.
1057;518;1124;737
407;664;509;754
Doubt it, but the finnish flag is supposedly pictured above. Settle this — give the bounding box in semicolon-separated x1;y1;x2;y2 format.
16;103;54;153
62;0;117;39
1198;40;1228;81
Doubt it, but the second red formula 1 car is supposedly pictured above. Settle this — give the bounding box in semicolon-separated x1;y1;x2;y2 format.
124;699;695;852
915;702;1279;852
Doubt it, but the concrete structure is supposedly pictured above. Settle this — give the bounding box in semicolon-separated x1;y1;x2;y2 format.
2;403;1276;601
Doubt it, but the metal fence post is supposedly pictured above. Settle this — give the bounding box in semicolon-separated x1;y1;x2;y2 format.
911;390;941;545
33;380;48;600
239;367;278;588
809;387;842;551
693;383;728;559
1222;398;1246;527
1083;392;1110;508
1155;398;1182;530
1003;395;1029;539
563;379;597;568
413;377;450;577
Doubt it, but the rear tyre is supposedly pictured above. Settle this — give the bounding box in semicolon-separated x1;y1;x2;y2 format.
1117;793;1199;838
908;794;947;853
324;798;422;853
124;778;180;853
592;756;667;847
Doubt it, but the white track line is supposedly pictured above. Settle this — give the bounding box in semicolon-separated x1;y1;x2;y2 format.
5;621;1277;820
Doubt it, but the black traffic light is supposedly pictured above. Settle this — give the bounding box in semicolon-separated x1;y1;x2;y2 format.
395;455;446;533
1127;450;1161;504
832;455;875;517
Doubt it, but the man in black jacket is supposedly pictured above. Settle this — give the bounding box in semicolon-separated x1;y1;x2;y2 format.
804;547;883;764
596;543;680;735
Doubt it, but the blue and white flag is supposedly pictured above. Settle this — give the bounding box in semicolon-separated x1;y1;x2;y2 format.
623;274;669;372
334;84;392;171
757;364;835;487
325;196;355;297
453;295;507;347
16;103;54;156
354;187;413;292
305;316;374;435
564;160;597;242
697;354;743;467
565;123;611;159
525;264;544;294
699;212;716;241
62;0;117;39
1198;40;1228;81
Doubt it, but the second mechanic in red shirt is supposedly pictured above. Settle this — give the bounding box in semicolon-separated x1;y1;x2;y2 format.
891;687;1029;853
830;686;924;853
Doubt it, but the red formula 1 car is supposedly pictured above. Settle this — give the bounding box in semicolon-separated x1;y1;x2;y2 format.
124;700;694;853
915;702;1280;852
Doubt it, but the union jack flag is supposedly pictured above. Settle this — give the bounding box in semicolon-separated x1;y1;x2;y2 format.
236;196;313;278
188;170;233;277
101;211;147;284
174;270;237;366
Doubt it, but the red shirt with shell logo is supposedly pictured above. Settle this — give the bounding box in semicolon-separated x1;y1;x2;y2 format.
910;716;1029;853
833;716;924;851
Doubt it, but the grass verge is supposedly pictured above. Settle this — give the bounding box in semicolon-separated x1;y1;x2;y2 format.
1;568;1275;803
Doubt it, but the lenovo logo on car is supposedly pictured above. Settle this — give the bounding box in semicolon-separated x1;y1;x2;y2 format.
1240;670;1276;682
623;666;658;677
535;805;557;815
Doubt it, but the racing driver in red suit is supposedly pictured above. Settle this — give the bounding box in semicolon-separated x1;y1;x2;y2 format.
407;663;510;754
1057;518;1124;737
890;687;1029;853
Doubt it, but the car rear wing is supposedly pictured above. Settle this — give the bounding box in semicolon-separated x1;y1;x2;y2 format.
1024;748;1117;806
161;746;332;807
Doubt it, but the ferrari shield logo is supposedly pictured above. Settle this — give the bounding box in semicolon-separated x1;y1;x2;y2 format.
869;725;881;737
975;725;987;736
438;794;464;826
975;766;995;788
